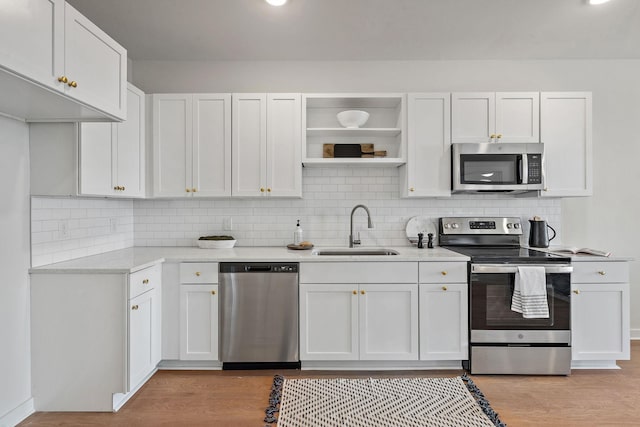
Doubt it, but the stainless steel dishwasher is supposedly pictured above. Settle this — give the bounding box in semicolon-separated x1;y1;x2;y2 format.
219;262;299;369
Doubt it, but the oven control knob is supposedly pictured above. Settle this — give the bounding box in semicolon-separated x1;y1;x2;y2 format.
507;223;513;229
451;223;459;229
444;223;451;229
518;333;524;339
514;223;520;229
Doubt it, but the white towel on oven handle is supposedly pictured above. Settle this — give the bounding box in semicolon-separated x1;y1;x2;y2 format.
511;266;549;319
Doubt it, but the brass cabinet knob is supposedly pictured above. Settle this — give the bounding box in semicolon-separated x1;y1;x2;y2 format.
122;186;125;191
598;271;606;276
360;290;366;295
131;304;139;310
260;187;265;193
195;272;201;276
68;81;78;88
57;76;68;83
543;187;549;192
114;186;119;190
442;286;448;291
267;188;272;193
573;290;580;295
142;279;149;284
441;271;447;276
490;134;496;139
409;187;415;192
496;134;503;139
192;188;197;192
352;290;357;295
186;188;191;192
211;290;216;295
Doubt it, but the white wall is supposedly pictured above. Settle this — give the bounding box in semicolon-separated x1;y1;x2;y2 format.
0;116;33;424
132;58;640;332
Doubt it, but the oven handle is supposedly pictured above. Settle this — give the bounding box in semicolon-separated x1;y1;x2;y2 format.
471;264;573;274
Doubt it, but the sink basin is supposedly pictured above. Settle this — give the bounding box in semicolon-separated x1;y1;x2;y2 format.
311;248;399;256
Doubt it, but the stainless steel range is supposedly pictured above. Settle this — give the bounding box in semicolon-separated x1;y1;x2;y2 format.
440;217;573;375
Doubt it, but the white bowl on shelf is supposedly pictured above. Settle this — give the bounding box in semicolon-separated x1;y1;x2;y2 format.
336;110;370;128
197;239;236;249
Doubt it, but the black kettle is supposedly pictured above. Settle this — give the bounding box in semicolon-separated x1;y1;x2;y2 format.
528;216;556;248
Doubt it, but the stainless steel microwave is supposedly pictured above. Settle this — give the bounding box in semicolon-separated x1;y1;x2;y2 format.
452;143;544;193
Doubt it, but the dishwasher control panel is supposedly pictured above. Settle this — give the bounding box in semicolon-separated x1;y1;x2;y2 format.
219;262;298;273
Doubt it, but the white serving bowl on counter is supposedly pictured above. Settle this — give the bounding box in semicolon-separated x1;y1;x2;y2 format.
197;239;236;249
336;110;370;128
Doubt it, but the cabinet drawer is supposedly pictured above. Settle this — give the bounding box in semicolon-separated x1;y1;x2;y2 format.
419;262;467;283
130;263;161;299
572;262;628;284
300;262;417;284
180;262;219;284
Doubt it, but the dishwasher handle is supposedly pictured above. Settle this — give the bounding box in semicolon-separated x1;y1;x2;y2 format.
244;265;271;272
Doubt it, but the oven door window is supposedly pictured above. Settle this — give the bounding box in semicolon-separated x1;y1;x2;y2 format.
470;272;570;330
460;154;520;185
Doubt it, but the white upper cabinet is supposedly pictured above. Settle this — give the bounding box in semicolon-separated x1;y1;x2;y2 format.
452;92;539;143
0;0;127;121
232;93;302;197
540;92;592;197
79;83;145;197
152;93;232;198
401;93;451;198
63;3;127;120
302;94;406;167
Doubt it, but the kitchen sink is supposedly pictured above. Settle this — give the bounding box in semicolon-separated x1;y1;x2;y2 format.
311;248;399;256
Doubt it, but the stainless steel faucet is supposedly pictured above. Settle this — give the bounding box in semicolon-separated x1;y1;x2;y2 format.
349;204;373;247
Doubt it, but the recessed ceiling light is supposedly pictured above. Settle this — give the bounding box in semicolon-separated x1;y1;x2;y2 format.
588;0;611;5
266;0;287;6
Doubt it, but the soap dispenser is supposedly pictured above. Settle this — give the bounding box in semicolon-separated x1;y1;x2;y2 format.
294;219;303;245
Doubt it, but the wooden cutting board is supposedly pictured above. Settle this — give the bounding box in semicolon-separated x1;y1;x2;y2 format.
323;143;375;158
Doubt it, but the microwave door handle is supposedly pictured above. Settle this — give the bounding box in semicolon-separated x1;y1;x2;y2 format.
519;155;528;184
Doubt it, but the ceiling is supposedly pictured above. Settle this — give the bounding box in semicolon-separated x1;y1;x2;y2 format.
66;0;640;61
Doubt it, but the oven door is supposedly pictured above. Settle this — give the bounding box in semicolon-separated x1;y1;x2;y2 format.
470;263;572;344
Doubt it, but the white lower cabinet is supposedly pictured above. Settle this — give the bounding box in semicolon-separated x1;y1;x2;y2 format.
418;262;469;361
571;261;630;365
299;262;419;362
30;263;162;411
179;263;219;361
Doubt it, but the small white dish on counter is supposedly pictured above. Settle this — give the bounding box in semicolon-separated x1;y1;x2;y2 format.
197;239;236;249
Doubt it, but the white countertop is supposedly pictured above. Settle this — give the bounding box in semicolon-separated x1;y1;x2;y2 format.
29;246;470;274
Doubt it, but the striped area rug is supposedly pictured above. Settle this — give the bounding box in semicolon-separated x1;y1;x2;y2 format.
265;375;506;427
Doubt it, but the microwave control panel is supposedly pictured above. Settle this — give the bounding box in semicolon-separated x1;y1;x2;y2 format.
527;154;542;184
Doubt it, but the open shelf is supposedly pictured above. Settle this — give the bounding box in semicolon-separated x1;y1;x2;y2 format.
306;128;402;137
302;157;405;167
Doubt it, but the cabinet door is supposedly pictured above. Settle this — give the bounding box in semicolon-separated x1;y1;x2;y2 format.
266;93;302;197
192;94;232;197
153;94;192;197
63;3;126;119
116;84;145;198
0;0;64;90
540;92;592;197
180;284;219;361
571;282;630;361
79;122;116;196
129;289;156;391
232;94;266;197
419;283;468;360
299;284;358;361
495;92;540;143
451;92;495;143
359;284;419;361
403;93;451;197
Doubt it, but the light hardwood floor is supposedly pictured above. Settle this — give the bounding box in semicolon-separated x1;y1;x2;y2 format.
20;342;640;426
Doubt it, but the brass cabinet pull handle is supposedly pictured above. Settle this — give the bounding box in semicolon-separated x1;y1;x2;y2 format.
442;286;448;291
58;76;68;83
211;290;216;295
68;81;78;88
114;186;118;190
441;271;447;276
573;290;580;295
195;272;201;276
142;279;149;284
131;304;139;310
352;290;357;295
598;271;606;276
